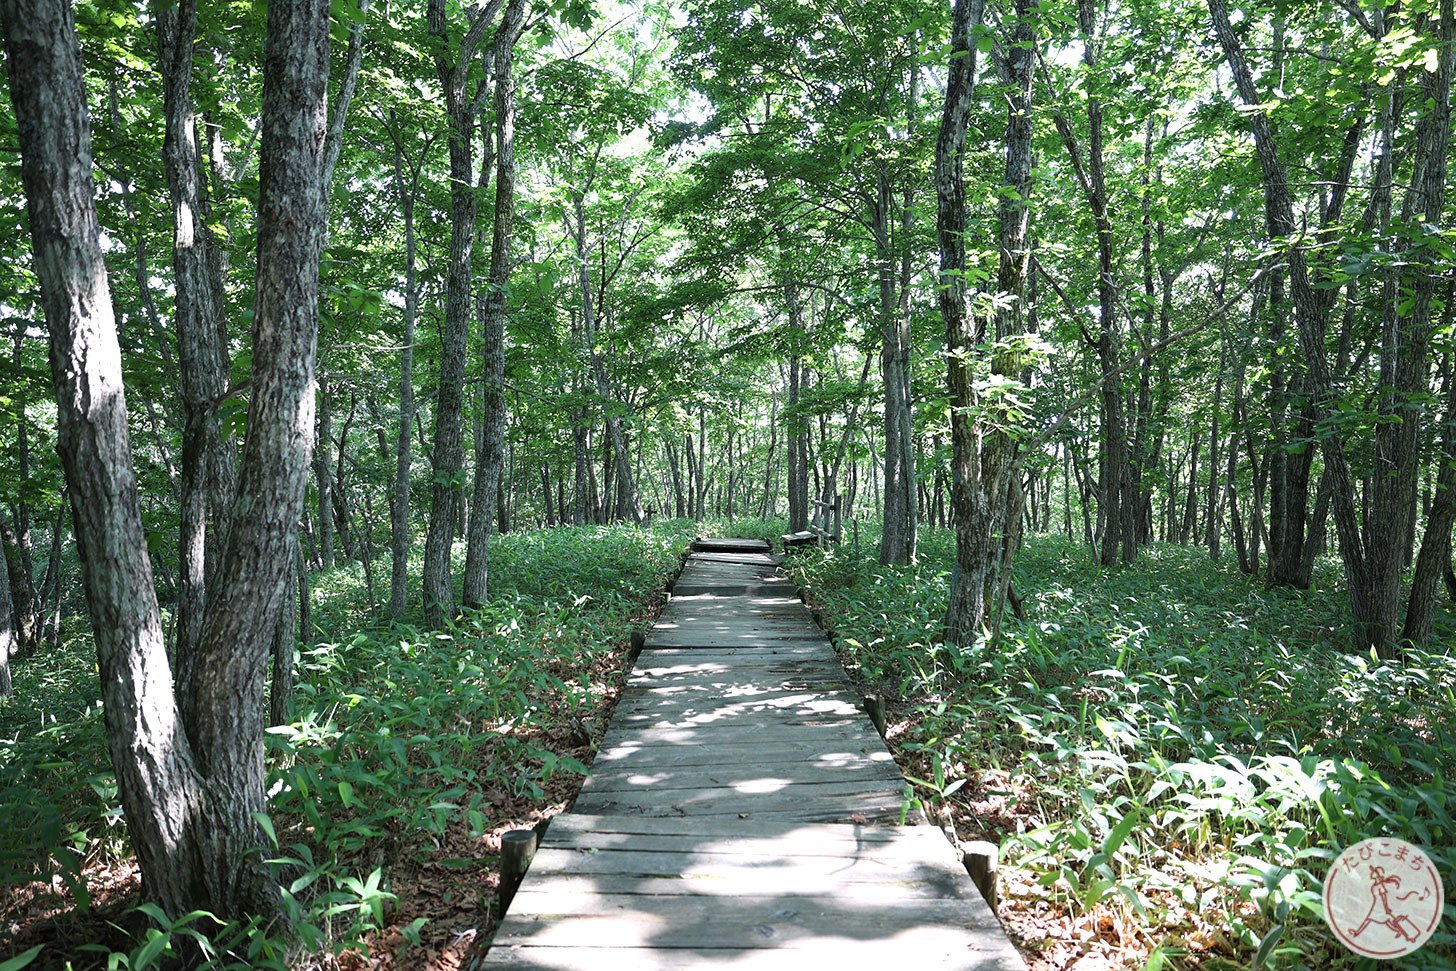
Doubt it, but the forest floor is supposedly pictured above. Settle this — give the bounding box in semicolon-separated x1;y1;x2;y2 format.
3;522;1454;970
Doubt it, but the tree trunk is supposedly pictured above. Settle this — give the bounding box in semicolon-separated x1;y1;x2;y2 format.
783;273;810;533
1205;354;1222;559
0;551;13;698
1404;355;1456;645
314;374;336;570
3;0;327;919
941;0;1031;641
422;0;501;625
0;516;37;658
876;165;917;565
462;0;525;608
387;113;421;619
156;0;235;675
269;535;298;727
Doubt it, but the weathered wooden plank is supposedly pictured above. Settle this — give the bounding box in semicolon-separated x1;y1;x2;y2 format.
541;812;915;842
495;908;995;954
608;717;869;737
592;723;881;751
619;683;854;700
649;620;815;633
486;942;1023;971
692;538;772;554
501;876;948;902
643;635;829;650
516;843;939;884
570;782;911;820
627;666;849;688
499;889;989;921
578;760;904;796
611;698;866;724
593;740;893;768
529;833;939;866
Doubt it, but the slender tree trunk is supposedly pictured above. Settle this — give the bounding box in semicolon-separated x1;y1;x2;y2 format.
0;516;37;658
697;410;708;520
876;167;917;565
1205;353;1222;558
314;375;336;568
0;554;13;697
387;115;421;618
422;0;501;625
1404;320;1456;644
783;273;810;533
462;0;525;608
156;0;235;676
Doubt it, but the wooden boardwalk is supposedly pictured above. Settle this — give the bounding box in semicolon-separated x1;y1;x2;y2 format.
485;539;1025;969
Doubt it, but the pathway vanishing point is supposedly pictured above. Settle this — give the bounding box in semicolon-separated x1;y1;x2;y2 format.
483;538;1027;969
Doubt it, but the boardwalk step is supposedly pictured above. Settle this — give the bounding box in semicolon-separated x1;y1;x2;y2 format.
691;537;773;554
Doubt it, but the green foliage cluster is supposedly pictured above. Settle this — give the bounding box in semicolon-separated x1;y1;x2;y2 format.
786;530;1456;970
0;523;692;969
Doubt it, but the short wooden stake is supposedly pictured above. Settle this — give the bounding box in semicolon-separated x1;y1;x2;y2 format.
497;828;539;917
961;840;999;911
630;629;645;660
864;694;886;737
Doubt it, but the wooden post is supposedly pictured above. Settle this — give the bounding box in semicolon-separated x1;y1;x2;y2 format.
630;629;645;660
961;840;999;911
864;694;886;737
498;828;539;917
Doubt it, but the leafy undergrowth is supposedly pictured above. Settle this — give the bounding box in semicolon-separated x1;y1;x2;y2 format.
786;530;1456;971
0;521;698;970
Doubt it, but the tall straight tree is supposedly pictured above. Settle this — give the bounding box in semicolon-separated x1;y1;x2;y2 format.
463;0;527;609
422;0;506;626
1;0;329;917
384;111;430;618
939;0;1034;641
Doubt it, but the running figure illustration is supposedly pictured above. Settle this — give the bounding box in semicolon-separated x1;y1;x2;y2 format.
1348;865;1429;943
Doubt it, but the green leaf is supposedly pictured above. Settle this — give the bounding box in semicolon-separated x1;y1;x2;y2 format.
1253;923;1284;968
132;929;171;969
0;945;47;971
252;812;278;848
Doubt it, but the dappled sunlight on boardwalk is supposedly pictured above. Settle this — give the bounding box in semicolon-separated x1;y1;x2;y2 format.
483;539;1025;970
